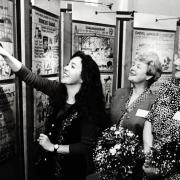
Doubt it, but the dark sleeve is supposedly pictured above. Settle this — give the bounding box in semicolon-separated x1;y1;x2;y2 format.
69;120;100;155
15;65;59;97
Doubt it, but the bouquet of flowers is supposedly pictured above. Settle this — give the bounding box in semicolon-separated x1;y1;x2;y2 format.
144;140;180;177
93;124;143;179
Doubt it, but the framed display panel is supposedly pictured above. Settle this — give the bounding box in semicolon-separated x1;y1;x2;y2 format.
132;28;175;73
100;74;113;109
0;0;14;80
0;0;17;164
33;76;59;141
32;6;59;75
0;83;16;163
72;20;115;73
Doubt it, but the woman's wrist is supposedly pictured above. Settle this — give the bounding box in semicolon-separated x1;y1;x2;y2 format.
57;145;70;154
47;144;70;154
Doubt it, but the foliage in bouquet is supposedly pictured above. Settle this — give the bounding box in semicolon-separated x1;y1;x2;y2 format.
93;124;143;179
144;140;180;177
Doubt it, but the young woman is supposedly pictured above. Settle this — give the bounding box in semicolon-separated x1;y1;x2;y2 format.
0;48;110;180
143;54;180;180
109;52;162;180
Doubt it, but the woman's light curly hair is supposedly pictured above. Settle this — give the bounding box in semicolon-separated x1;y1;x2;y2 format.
135;52;162;87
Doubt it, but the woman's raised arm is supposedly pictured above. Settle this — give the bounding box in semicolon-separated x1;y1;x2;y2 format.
0;46;22;72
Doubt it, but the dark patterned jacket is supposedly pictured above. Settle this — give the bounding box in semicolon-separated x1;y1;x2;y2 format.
16;65;105;180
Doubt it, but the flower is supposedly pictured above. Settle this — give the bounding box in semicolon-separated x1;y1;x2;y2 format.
93;124;143;179
109;147;116;155
114;144;121;149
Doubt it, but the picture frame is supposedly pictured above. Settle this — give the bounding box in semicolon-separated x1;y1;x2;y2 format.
132;28;175;73
32;6;59;76
72;20;115;73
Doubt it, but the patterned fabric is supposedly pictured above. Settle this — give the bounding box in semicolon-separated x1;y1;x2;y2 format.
146;78;180;179
110;88;153;180
119;88;151;127
126;88;151;113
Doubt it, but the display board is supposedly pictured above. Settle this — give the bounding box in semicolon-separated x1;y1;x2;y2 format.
0;0;14;80
72;21;115;73
33;76;59;141
0;83;16;163
0;0;16;164
32;7;59;75
132;29;175;73
132;28;176;93
32;7;60;142
72;21;115;107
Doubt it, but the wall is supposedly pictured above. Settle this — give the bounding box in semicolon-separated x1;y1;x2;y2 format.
31;0;180;22
31;0;60;15
60;0;120;25
133;0;180;17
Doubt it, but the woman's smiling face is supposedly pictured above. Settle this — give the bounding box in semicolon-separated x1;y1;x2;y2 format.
61;56;83;85
128;60;150;84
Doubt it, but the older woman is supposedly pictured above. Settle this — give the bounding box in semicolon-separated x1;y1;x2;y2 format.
143;54;180;180
96;52;162;180
111;52;162;140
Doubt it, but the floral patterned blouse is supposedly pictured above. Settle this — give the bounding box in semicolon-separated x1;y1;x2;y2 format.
146;78;180;179
147;78;180;145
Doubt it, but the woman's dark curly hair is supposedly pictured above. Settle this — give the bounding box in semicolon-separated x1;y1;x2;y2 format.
52;51;109;129
72;51;108;128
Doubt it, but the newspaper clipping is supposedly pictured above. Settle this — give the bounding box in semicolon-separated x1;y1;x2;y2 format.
72;22;115;72
132;29;175;73
32;8;59;75
0;0;14;80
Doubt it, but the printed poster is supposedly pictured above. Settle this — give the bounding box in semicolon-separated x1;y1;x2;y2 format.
0;0;14;80
101;74;113;108
33;76;59;141
0;83;16;163
32;8;59;75
132;29;175;72
72;22;115;72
